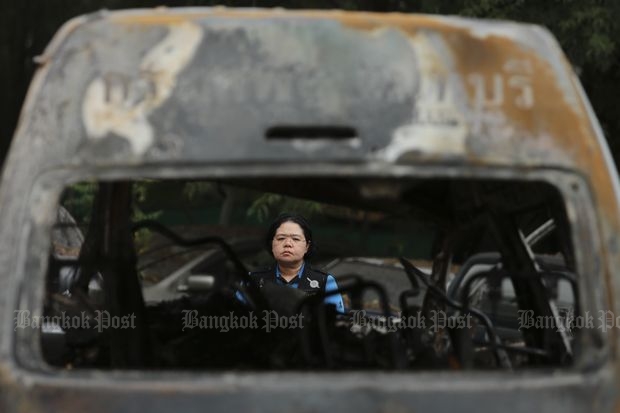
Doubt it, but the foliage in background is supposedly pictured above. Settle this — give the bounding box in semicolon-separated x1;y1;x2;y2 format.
61;182;163;253
182;182;218;201
247;193;323;222
133;182;163;253
61;182;97;231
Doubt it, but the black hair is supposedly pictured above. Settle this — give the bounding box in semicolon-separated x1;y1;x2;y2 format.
265;212;315;258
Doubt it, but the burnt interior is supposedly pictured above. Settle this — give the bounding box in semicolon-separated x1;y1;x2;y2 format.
41;177;579;371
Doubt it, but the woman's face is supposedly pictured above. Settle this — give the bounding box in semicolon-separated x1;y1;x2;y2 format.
271;221;309;266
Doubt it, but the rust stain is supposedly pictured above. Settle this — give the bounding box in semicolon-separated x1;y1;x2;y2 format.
436;29;620;309
109;8;445;28
338;13;620;223
333;9;620;227
451;32;620;223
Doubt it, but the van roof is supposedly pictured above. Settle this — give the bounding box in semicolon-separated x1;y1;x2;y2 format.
11;8;620;220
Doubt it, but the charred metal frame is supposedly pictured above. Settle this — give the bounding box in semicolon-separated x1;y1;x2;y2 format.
1;7;619;412
2;161;612;413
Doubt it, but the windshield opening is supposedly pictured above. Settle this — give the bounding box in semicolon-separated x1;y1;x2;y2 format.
40;177;580;371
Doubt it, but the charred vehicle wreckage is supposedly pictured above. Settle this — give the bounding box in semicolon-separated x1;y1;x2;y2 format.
1;7;620;413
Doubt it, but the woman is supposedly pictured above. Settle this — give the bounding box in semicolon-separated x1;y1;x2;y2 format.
240;213;345;313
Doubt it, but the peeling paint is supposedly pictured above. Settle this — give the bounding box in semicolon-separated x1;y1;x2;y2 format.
81;22;203;156
381;32;468;161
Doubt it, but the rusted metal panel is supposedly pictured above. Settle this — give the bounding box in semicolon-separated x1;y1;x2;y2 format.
14;8;619;221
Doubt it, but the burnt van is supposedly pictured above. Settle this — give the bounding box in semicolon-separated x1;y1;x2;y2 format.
0;7;619;412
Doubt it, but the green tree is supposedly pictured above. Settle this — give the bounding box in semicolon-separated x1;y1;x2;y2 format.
247;193;323;223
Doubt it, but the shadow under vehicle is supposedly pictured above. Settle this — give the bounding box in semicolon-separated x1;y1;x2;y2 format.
1;7;620;413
